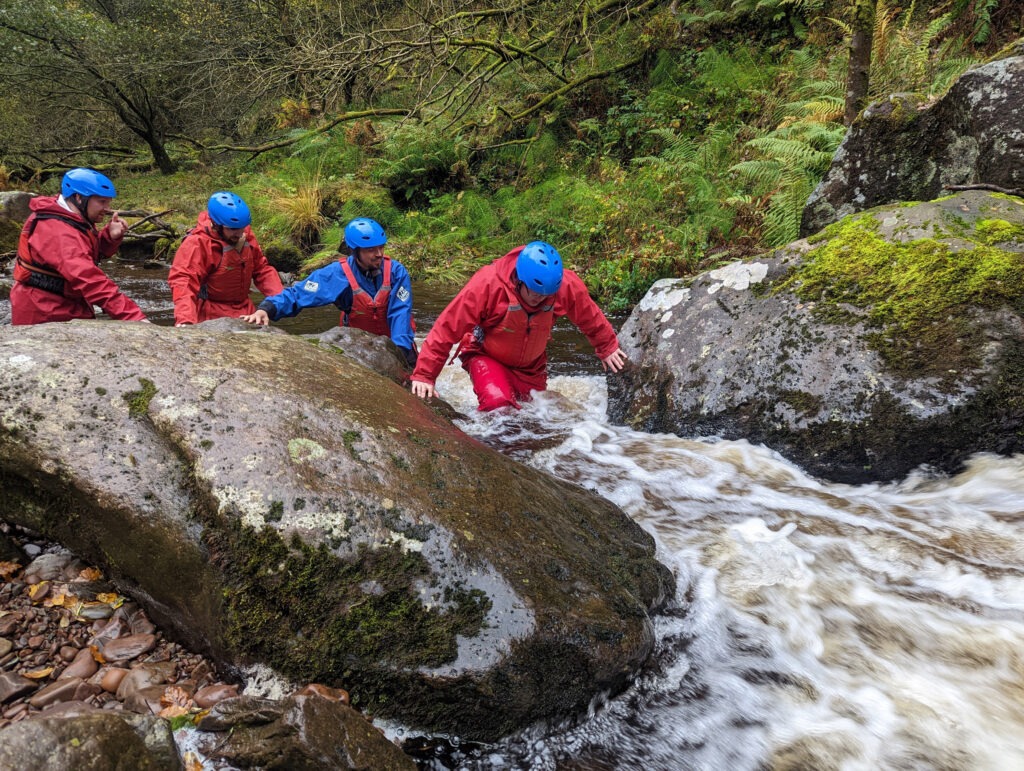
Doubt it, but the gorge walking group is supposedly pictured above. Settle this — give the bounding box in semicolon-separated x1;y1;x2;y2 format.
11;167;626;411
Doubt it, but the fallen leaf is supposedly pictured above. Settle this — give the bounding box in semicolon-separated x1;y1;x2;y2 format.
23;667;54;679
27;581;49;601
89;644;106;664
158;704;191;719
161;684;194;710
0;561;21;579
43;593;67;608
77;567;103;582
183;751;205;771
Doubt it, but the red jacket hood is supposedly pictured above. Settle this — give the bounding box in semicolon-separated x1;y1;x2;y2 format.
29;195;90;225
492;246;527;291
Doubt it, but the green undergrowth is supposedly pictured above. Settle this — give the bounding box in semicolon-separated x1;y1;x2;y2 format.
780;214;1024;378
105;13;997;312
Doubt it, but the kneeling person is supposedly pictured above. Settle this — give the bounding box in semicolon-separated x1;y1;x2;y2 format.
241;218;417;367
168;192;283;326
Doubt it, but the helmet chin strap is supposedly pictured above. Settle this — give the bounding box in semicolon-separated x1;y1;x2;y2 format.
68;193;91;222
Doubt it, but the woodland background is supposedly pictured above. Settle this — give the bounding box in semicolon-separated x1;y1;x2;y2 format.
0;0;1020;310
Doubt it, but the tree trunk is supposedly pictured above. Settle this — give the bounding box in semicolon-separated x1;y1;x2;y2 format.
143;134;177;174
844;0;876;125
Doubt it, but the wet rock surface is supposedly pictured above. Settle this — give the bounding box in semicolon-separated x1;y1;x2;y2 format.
0;320;673;741
610;191;1024;484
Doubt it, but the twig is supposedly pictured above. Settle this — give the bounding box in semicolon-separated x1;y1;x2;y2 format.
124;209;177;233
943;183;1024;198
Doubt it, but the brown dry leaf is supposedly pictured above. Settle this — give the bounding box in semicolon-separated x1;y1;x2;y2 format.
43;593;67;608
158;703;191;719
77;567;103;582
27;581;49;601
89;644;106;664
183;751;205;771
96;592;123;607
160;684;194;710
23;667;54;679
58;614;70;629
0;561;21;579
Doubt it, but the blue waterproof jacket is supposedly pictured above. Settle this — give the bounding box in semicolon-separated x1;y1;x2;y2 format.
259;255;415;352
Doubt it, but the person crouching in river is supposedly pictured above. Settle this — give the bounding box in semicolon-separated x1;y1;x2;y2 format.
240;217;418;368
409;241;626;411
168;192;283;327
11;168;147;325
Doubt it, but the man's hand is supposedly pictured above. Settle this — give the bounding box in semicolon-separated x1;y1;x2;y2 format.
599;348;627;373
107;211;127;240
240;309;270;326
410;380;436;400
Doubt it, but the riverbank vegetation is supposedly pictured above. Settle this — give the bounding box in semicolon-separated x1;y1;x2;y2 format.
0;0;1019;310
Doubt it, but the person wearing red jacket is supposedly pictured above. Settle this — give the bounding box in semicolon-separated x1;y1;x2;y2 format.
410;241;627;411
168;192;283;326
11;168;147;325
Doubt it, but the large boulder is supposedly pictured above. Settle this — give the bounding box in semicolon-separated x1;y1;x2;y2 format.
609;190;1024;483
0;321;673;741
802;46;1024;236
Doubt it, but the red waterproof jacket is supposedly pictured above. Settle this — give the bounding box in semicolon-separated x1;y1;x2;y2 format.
168;211;283;325
411;247;619;392
11;196;145;325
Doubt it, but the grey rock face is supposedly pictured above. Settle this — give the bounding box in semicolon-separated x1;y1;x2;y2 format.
610;192;1024;483
802;53;1024;236
0;711;181;770
0;321;672;741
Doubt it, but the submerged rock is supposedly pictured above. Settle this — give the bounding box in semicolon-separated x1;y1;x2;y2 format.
0;321;673;741
610;191;1024;483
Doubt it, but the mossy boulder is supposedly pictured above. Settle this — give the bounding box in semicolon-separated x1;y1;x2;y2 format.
609;191;1024;483
802;51;1024;236
0;320;672;742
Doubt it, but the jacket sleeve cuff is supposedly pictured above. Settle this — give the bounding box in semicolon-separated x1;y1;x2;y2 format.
257;299;277;319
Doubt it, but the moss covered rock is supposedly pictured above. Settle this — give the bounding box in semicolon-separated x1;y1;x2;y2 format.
802;51;1024;236
0;320;672;742
610;190;1024;483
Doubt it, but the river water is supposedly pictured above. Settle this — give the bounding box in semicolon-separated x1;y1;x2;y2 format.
3;263;1023;770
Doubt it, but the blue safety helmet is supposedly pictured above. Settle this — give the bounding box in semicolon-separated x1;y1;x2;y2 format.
516;241;563;295
208;192;252;228
61;168;116;199
344;218;387;250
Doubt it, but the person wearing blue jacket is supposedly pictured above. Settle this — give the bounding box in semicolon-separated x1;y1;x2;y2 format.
241;218;417;366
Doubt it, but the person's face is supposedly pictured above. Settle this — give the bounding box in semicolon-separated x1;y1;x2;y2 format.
219;225;247;243
355;245;385;272
83;196;113;224
517;282;553;308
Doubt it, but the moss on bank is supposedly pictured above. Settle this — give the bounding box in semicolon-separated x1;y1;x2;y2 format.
778;212;1024;380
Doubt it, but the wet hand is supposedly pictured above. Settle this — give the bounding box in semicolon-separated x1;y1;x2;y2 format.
600;348;627;373
410;380;436;400
240;310;270;326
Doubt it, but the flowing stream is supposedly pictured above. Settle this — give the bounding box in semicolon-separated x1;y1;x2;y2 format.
3;264;1023;770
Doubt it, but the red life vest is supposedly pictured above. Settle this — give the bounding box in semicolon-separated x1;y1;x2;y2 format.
339;257;392;336
14;212;95;295
477;281;555;369
196;236;257;304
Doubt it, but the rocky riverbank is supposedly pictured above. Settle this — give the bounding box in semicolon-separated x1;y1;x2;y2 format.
0;523;415;769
